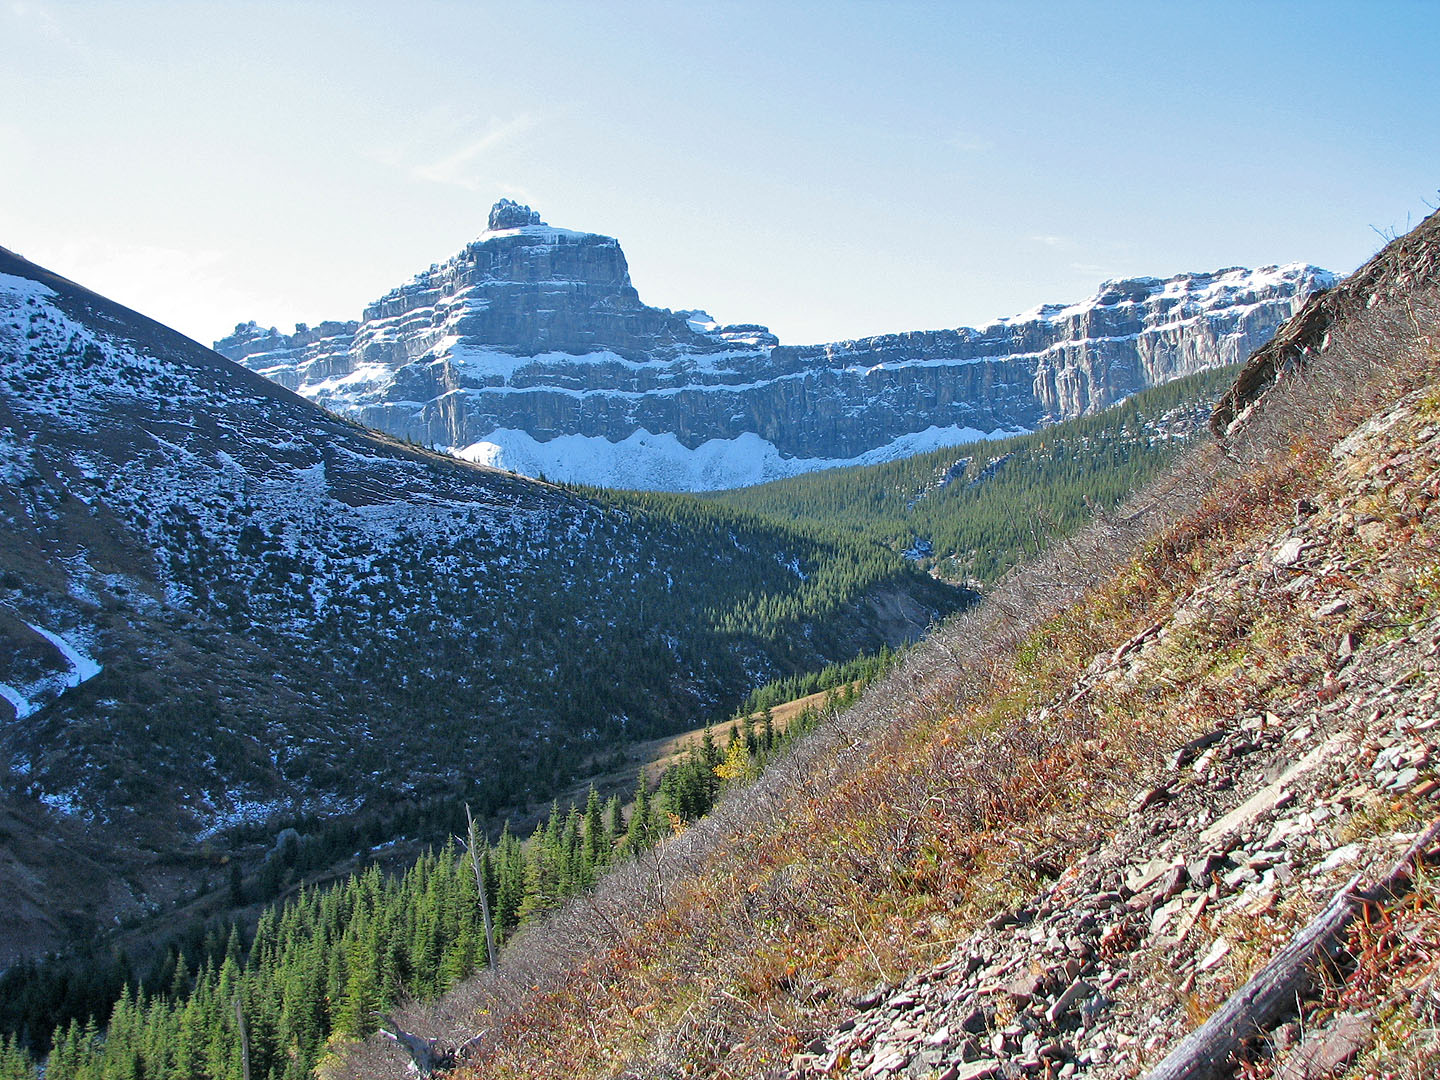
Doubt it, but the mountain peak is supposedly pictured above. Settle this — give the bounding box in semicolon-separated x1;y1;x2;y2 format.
488;198;544;231
215;207;1333;491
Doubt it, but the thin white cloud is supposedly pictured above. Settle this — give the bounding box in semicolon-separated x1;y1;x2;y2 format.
1031;234;1073;249
6;0;88;54
413;114;539;191
947;133;992;153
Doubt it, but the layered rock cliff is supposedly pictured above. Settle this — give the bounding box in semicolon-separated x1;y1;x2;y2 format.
217;201;1334;490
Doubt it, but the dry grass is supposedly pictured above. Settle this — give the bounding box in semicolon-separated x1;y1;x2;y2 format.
338;237;1440;1080
639;687;843;783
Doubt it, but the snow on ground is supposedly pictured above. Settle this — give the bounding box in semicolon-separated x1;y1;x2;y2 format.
37;788;87;818
0;271;56;307
454;423;1028;492
302;361;393;397
192;796;295;842
192;790;365;842
0;682;36;720
681;310;719;334
0;622;103;719
996;262;1330;328
25;621;102;685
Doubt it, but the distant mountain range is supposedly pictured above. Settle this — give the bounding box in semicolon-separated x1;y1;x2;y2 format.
0;244;956;963
216;199;1334;490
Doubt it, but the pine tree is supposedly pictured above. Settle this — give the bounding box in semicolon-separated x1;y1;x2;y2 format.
582;786;605;878
625;778;655;853
606;794;624;850
495;822;525;934
0;1035;35;1080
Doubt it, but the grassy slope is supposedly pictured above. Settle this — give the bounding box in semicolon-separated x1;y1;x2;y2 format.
360;223;1440;1079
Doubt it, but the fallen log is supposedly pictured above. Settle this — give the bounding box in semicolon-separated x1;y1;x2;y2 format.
378;1015;486;1077
1143;817;1440;1080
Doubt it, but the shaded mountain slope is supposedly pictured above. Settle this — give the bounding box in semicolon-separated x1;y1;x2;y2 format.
0;247;960;964
361;215;1440;1079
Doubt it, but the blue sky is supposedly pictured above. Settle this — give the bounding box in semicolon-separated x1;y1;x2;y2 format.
2;1;1436;347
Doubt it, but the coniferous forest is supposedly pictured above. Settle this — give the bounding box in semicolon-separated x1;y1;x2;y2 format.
0;663;872;1080
707;365;1238;584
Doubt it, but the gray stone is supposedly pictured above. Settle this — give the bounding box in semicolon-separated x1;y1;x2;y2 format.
1078;993;1113;1024
1004;970;1045;1005
216;204;1333;491
1273;537;1308;567
959;1007;988;1035
947;1062;1002;1080
1046;979;1095;1025
1277;1013;1372;1080
1391;766;1420;790
1187;852;1225;884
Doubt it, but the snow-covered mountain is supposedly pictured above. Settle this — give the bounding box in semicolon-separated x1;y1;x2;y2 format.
216;200;1335;491
0;244;958;963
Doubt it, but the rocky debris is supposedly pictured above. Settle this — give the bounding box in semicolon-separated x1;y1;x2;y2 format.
214;202;1331;490
788;391;1440;1078
1275;1014;1373;1080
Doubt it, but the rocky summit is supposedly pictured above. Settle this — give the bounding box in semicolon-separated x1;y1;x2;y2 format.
215;202;1335;491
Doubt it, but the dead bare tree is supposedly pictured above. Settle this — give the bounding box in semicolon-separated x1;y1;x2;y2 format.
462;804;498;971
234;997;251;1080
379;1014;487;1077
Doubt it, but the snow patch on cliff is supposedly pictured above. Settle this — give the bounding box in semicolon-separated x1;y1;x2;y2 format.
455;423;1028;492
0;682;36;720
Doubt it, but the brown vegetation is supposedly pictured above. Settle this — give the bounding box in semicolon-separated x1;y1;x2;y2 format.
341;213;1440;1080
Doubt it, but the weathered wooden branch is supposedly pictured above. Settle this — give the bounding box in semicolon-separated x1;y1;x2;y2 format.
465;803;498;970
234;997;251;1080
379;1018;444;1077
1144;817;1440;1080
379;1014;487;1077
453;1029;488;1061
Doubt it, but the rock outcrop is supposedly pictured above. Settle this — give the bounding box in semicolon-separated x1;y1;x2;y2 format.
217;202;1334;490
1213;206;1440;437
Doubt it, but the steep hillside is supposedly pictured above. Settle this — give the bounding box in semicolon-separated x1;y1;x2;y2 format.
214;200;1331;491
707;365;1239;584
355;215;1440;1079
0;247;959;965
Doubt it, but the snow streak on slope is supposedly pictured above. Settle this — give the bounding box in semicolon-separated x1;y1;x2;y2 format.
24;621;102;685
